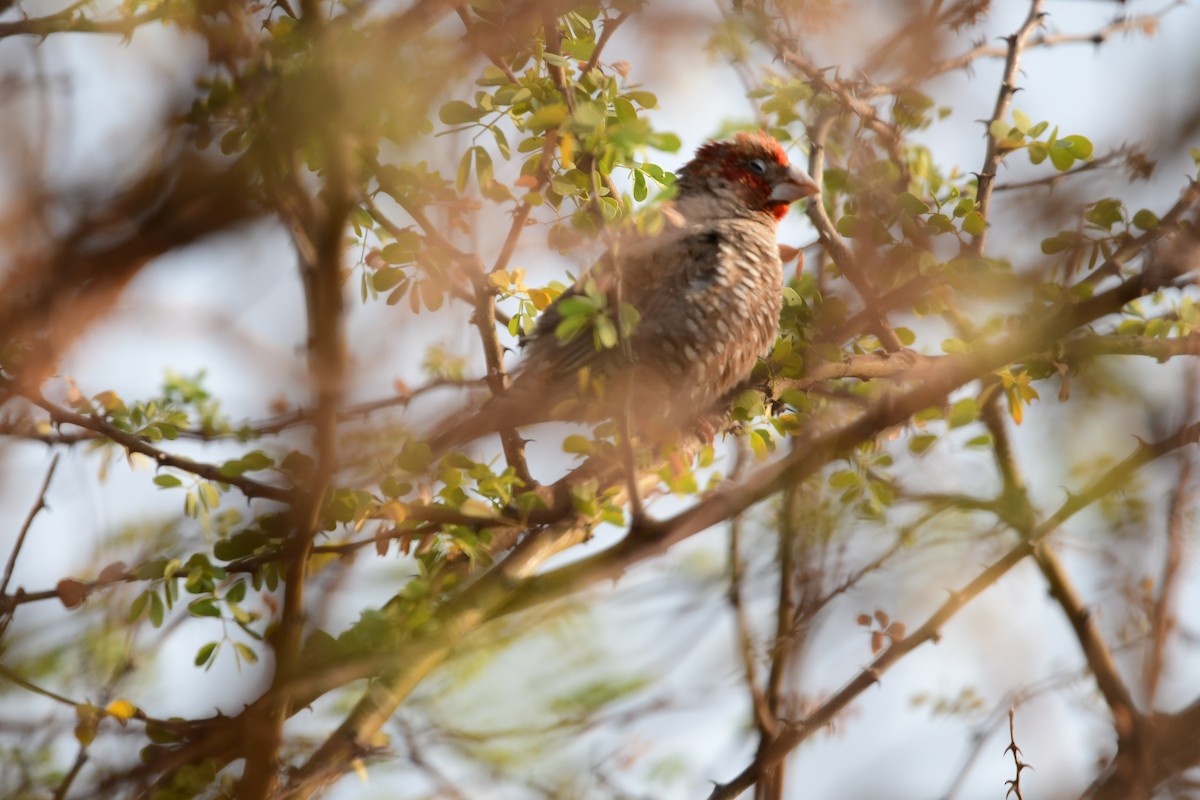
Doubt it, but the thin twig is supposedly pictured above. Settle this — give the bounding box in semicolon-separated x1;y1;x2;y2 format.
705;416;1200;800
1144;374;1194;706
726;444;777;740
973;0;1046;255
18;390;293;503
912;2;1187;88
993;148;1133;193
981;390;1142;757
581;10;630;75
1003;707;1030;800
804;113;904;351
0;453;59;599
52;746;88;800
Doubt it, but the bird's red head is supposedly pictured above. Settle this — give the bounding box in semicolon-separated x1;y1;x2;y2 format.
678;132;819;222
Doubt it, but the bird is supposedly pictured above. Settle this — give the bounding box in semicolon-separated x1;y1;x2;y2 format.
428;131;819;456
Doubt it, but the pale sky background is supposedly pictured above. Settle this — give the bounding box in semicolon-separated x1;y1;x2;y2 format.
2;1;1200;798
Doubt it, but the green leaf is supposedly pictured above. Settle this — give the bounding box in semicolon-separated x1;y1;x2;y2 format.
555;314;589;342
234;642;259;664
648;132;681;152
897;192;929;215
373;267;405;292
909;434;937;454
1062;135;1093;160
836;214;861;238
562;435;593;455
962;212;985;236
1027;142;1048;164
188;598;220;618
240;451;274;471
556;295;600;316
1049;145;1075;172
941;338;969;354
948;398;979;428
381;233;420;262
199;483;220;510
1085;198;1124;231
614;96;637;126
1012;109;1032;134
828;470;858;489
148;592;164;627
633;169;647;202
396;440;432;473
438;100;480;125
194;642;218;667
474;146;494;187
225;580;246;604
129;590;150;622
628;91;657;108
153;474;182;488
895;327;916;346
527;104;568;132
593;316;618;349
1041;233;1073;255
456;148;473;193
1133;209;1159;231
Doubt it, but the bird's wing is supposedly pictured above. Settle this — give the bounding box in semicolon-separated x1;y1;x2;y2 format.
519;221;742;380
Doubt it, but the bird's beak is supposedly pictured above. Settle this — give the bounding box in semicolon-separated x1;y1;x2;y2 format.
770;165;820;202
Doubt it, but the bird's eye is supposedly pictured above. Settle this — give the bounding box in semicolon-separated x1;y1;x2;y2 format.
747;158;769;175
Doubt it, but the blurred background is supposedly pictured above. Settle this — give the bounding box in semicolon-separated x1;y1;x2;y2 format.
2;1;1200;798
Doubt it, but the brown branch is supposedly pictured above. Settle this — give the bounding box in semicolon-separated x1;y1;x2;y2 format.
973;0;1045;255
1143;423;1192;707
756;485;799;800
982;388;1142;772
0;453;59;600
772;44;903;162
0;7;167;39
365;153;478;266
912;2;1187;88
1062;333;1200;363
943;668;1090;800
510;265;1174;615
726;448;778;743
280;504;599;798
1077;179;1200;288
0;662;80;707
581;10;630;75
52;746;88;800
15;391;294;503
1004;707;1030;800
993;148;1135;193
456;6;520;84
454;33;574;483
185;291;1196;798
238;112;354;800
804;113;904;351
827;180;1200;347
0;156;257;391
705;416;1200;800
